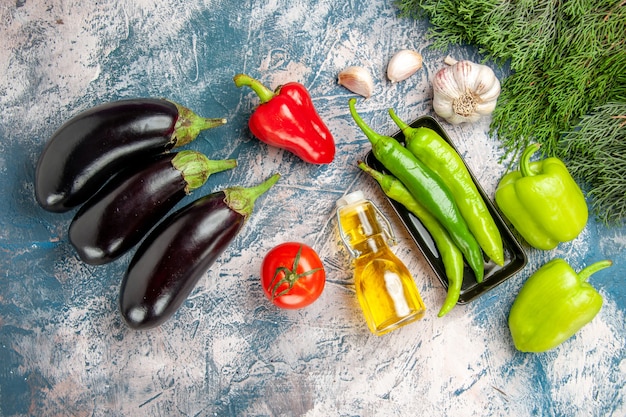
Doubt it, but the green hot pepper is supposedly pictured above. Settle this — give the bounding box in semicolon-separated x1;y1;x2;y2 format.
508;258;612;353
495;143;588;250
389;109;504;266
357;161;464;317
349;98;484;283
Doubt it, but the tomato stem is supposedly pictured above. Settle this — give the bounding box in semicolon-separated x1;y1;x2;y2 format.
270;245;322;299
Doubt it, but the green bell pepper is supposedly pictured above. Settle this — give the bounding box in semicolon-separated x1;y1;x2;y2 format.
495;143;588;250
508;258;612;353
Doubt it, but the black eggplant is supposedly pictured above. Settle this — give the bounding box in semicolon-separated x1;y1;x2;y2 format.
68;150;237;265
35;98;226;212
119;173;281;330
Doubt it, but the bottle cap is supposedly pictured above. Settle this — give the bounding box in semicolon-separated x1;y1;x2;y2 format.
336;190;366;208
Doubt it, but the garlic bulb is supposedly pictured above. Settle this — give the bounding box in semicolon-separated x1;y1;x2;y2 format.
338;66;374;98
387;49;423;83
432;56;501;124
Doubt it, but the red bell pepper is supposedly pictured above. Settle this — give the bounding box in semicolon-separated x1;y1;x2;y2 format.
234;73;335;164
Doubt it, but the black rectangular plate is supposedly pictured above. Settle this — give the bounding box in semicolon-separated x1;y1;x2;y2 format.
364;115;527;304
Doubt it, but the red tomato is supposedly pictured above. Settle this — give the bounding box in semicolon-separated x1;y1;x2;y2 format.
261;242;326;309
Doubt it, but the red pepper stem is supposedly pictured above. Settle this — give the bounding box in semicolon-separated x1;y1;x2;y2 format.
519;143;542;178
233;73;276;104
388;107;410;133
577;260;613;282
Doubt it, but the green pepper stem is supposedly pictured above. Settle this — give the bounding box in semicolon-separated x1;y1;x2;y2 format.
171;101;227;147
349;98;385;147
357;161;392;192
578;259;613;282
519;143;542;178
233;73;276;104
225;173;281;219
388;108;410;133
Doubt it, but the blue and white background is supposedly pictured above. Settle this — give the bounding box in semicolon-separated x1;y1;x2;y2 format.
1;1;624;416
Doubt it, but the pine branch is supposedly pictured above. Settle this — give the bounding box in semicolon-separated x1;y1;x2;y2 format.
397;0;626;222
559;102;626;225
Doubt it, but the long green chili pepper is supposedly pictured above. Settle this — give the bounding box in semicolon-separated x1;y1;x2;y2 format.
357;161;464;317
349;98;484;283
388;108;505;266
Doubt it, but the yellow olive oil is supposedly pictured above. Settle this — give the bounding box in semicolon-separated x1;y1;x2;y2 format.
336;191;426;336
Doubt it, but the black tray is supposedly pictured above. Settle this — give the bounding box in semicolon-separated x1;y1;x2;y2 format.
364;115;527;304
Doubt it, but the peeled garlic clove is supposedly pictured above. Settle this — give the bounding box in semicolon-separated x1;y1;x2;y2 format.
387;49;423;83
338;66;374;98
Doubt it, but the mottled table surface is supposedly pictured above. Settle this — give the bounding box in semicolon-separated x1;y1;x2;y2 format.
1;1;625;416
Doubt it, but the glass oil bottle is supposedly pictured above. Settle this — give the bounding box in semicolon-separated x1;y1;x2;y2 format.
336;191;426;336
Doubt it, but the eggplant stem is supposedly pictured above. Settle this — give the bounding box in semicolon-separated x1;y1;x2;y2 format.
172;151;237;192
171;101;227;147
224;173;281;218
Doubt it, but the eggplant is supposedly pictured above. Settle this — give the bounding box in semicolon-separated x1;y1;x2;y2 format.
119;173;280;330
35;98;227;212
68;150;237;265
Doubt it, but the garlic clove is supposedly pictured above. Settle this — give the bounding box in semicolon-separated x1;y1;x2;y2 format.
433;66;461;101
387;49;423;83
338;66;374;98
475;100;498;116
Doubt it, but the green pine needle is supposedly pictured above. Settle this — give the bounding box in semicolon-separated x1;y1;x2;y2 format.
559;103;626;225
397;0;626;223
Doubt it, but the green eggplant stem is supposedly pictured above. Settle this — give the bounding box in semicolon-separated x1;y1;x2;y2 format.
578;260;613;282
172;150;237;192
225;173;281;219
233;73;276;104
171;101;227;147
520;143;542;178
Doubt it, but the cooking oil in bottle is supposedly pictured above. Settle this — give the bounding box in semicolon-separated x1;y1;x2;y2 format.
336;191;426;336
